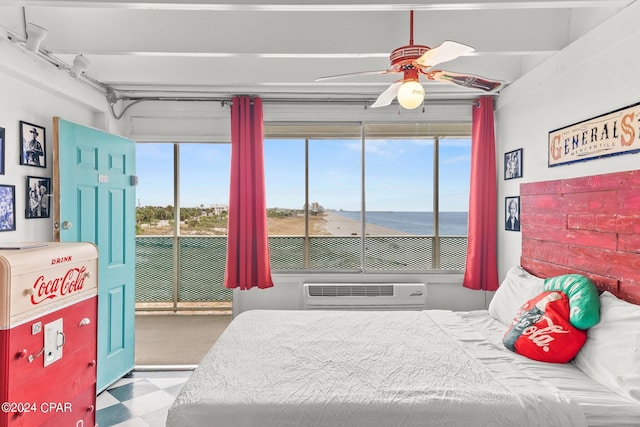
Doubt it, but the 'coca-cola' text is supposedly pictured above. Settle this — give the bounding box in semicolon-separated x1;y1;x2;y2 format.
30;266;87;305
522;315;569;352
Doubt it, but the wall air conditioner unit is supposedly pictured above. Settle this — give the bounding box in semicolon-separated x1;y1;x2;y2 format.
303;283;426;310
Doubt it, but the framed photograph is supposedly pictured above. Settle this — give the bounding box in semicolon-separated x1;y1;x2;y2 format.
26;176;51;219
19;121;46;168
504;148;522;180
0;184;16;231
505;196;521;232
0;127;5;175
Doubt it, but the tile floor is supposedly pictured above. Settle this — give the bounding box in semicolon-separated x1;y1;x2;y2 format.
96;369;192;427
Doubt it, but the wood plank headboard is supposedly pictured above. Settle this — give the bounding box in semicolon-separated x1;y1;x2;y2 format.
520;170;640;305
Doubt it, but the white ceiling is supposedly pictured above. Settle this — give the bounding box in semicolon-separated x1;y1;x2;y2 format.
0;1;634;106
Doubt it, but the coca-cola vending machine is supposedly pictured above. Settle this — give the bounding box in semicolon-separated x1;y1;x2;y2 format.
0;242;98;427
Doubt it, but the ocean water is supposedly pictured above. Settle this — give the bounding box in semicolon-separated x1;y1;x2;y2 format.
333;211;468;236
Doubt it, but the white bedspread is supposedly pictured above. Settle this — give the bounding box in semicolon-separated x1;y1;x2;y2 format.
167;309;587;427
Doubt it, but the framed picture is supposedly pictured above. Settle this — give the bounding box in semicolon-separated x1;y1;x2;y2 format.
0;127;5;175
26;176;51;219
504;148;522;180
505;196;521;232
549;101;640;167
19;121;46;168
0;184;16;231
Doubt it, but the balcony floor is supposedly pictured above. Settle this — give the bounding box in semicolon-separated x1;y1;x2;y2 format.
135;311;232;365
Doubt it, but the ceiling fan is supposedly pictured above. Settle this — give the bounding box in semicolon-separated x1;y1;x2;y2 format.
316;10;504;109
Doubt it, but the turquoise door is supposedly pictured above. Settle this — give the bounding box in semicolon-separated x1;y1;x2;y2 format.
53;117;136;393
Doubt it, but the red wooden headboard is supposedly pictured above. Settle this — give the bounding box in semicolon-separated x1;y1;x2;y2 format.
520;170;640;305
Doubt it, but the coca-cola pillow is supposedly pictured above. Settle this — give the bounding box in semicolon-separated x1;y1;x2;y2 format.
502;291;587;364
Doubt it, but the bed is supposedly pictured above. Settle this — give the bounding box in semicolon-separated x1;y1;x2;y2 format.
166;289;640;426
167;171;640;426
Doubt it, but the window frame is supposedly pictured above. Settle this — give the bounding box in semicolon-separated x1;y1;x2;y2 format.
264;121;471;273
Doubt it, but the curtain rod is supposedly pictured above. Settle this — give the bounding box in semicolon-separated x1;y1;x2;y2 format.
111;95;481;106
107;92;481;119
105;87;487;104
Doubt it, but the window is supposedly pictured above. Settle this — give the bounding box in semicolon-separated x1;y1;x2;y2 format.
363;130;434;271
437;137;471;269
264;122;470;272
135;143;232;309
135;143;174;235
264;139;305;235
134;124;471;310
179;144;230;236
438;137;471;235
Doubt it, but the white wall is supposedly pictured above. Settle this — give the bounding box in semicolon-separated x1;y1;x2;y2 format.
0;33;124;244
495;2;640;279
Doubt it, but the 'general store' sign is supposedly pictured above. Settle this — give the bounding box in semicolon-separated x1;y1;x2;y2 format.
548;102;640;167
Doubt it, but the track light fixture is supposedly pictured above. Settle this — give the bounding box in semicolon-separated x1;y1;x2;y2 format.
25;23;47;53
69;55;90;78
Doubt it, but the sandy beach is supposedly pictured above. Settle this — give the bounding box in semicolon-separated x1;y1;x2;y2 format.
141;210;406;236
321;211;407;236
265;211;406;236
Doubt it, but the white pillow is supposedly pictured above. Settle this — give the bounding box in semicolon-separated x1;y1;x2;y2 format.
573;291;640;403
488;265;545;326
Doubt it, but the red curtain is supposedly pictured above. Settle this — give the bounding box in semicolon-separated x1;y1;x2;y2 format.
224;96;274;290
462;96;499;291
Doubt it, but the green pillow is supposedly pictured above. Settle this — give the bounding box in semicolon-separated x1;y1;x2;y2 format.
543;274;600;330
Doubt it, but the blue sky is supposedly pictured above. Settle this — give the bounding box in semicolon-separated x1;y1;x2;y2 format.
136;138;470;211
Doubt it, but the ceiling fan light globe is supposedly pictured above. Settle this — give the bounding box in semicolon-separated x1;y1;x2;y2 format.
397;81;425;109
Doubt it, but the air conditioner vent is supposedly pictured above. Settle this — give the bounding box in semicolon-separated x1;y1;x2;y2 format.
303;283;426;310
307;284;394;297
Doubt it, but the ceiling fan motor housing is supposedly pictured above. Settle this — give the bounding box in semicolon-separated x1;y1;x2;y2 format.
390;44;430;69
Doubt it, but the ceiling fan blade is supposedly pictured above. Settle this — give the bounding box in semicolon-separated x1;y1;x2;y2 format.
426;70;504;92
315;69;392;82
415;40;474;68
371;81;403;108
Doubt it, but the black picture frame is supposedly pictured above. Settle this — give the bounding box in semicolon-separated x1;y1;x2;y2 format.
504;148;523;180
19;121;46;168
0;127;5;175
26;176;51;219
0;184;16;231
505;196;521;232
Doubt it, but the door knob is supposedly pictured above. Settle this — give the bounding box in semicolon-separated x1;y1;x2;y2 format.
62;221;72;230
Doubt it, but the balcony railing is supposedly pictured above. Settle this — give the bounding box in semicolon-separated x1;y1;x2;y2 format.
135;235;467;311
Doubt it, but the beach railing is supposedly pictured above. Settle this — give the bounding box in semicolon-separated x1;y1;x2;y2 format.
135;235;467;311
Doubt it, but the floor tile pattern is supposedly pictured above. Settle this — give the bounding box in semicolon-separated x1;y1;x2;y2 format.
96;370;192;427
